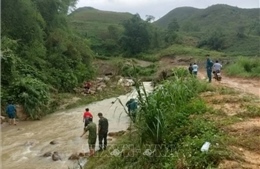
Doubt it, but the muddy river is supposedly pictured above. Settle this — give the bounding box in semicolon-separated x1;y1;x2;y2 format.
1;82;153;169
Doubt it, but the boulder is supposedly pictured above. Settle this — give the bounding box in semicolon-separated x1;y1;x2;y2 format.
50;140;58;145
108;130;126;137
16;104;28;120
52;152;61;161
117;78;134;87
68;153;80;160
104;72;113;76
43;152;52;157
78;152;86;157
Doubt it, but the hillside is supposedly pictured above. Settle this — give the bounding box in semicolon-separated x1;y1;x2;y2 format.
68;7;133;37
155;4;259;32
154;4;260;56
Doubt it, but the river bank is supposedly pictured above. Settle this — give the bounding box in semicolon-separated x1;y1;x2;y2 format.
1;82;153;169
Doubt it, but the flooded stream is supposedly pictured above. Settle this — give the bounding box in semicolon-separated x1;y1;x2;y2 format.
1;82;153;169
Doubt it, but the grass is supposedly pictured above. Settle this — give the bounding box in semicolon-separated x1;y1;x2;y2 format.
82;67;260;169
84;68;231;169
69;7;132;37
225;56;260;78
140;44;226;62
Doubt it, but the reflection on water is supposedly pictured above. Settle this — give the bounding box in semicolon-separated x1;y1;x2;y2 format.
1;82;153;169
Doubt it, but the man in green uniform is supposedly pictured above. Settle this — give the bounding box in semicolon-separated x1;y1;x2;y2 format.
80;118;97;156
98;113;109;151
206;57;214;83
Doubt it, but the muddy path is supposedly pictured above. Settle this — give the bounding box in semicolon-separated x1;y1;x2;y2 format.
158;56;260;98
198;72;260;98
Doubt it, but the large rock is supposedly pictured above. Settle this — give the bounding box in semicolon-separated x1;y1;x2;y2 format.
50;140;58;145
16;104;28;120
108;130;126;137
117;78;134;87
42;152;52;157
52;152;61;161
68;153;80;160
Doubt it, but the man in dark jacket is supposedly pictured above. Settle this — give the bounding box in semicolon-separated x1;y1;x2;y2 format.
97;112;109;151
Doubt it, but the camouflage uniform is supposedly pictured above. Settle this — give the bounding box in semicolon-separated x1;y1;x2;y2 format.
84;122;97;149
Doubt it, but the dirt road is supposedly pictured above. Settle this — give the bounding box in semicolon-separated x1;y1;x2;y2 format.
198;72;260;98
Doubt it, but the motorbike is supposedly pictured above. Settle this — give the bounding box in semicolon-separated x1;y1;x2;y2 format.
213;70;222;81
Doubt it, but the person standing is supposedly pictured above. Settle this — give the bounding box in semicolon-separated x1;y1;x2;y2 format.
5;101;17;125
126;98;138;123
192;63;199;76
97;113;109;151
188;63;193;75
83;108;93;127
80;118;97;156
84;81;91;94
206;57;214;82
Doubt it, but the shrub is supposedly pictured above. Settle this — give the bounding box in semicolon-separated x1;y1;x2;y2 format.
225;57;260;77
11;77;50;119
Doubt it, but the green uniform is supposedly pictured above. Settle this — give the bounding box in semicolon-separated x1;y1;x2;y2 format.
206;58;214;82
84;122;97;148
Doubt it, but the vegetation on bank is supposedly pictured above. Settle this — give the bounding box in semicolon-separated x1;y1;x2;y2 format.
1;0;96;119
224;56;260;78
85;68;230;169
85;68;260;169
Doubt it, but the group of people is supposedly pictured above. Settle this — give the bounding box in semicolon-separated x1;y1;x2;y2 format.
80;108;109;156
188;56;222;82
80;98;138;156
206;57;222;82
188;63;199;76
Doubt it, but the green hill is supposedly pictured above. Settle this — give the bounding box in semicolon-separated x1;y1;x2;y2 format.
155;4;259;32
68;7;133;37
154;4;260;56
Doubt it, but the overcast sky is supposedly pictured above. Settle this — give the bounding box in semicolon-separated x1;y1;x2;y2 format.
76;0;259;20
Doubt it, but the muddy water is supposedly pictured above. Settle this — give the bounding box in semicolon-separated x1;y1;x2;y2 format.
1;82;153;169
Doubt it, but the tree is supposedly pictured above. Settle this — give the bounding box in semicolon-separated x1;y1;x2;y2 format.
145;15;155;23
168;18;180;33
198;30;225;50
1;0;96;119
120;14;151;55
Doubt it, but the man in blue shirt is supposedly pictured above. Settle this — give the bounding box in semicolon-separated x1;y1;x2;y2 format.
126;98;138;123
6;101;17;125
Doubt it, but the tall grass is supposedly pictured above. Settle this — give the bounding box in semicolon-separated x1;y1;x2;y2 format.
86;68;229;169
225;56;260;77
140;44;226;62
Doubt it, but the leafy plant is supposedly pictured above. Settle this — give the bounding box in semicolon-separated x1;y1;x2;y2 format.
12;77;50;119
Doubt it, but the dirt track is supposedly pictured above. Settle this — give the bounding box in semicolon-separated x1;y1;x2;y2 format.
157;56;260;98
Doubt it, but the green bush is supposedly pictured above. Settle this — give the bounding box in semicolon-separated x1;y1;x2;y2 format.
12;77;50;119
132;68;227;168
225;56;260;77
122;64;156;77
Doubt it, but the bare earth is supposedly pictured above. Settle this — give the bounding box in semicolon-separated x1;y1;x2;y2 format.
157;56;260;169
